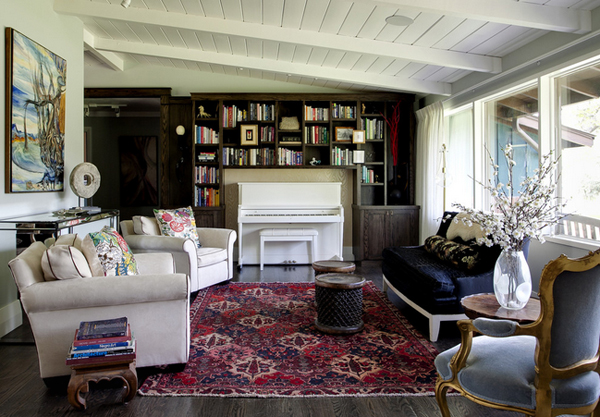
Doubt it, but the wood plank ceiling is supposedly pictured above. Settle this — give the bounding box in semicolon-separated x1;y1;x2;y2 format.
55;0;600;96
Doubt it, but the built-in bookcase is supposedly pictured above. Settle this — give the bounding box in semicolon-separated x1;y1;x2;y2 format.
190;93;415;210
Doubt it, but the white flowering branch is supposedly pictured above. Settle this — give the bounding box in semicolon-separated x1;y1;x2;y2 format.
451;145;567;251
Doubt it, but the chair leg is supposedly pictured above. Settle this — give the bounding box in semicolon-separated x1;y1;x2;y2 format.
435;380;452;417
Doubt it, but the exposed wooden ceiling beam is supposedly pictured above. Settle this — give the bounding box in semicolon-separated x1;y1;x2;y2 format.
54;0;501;74
92;37;451;95
363;0;591;34
83;29;124;71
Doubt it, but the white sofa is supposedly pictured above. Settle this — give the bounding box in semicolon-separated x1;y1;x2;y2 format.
8;241;190;382
120;218;236;292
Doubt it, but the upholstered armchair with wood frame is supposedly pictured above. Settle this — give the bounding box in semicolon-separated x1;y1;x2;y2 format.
434;248;600;417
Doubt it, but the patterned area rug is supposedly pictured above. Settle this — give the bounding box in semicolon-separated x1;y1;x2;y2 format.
138;281;439;397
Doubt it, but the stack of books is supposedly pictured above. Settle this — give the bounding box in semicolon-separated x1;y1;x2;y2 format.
66;317;135;366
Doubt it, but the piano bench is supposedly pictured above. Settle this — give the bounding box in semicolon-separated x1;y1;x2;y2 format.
259;228;318;270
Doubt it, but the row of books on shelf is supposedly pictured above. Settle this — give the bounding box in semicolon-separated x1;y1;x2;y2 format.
305;126;329;144
198;151;217;162
332;147;355;166
66;317;135;366
305;105;329;121
361;118;385;140
223;147;275;166
261;126;275;142
250;103;275;121
332;103;356;119
195;186;220;207
195;126;219;144
278;148;303;166
223;105;247;127
361;166;379;183
195;166;219;184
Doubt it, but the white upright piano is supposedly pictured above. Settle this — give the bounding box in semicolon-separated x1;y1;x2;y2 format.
237;182;344;268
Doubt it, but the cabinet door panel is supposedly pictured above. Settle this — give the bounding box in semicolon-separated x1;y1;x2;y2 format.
388;210;419;247
363;210;388;260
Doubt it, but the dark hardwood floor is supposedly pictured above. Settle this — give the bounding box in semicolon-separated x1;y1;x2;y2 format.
0;261;525;416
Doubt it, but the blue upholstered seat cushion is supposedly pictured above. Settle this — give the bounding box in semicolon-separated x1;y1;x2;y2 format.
435;336;600;410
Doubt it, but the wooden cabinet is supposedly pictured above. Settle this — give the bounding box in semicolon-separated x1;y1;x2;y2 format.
353;205;420;260
192;207;225;228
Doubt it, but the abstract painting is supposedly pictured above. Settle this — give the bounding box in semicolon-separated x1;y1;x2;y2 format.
5;28;67;193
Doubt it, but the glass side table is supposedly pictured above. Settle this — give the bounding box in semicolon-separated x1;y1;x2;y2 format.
0;209;120;252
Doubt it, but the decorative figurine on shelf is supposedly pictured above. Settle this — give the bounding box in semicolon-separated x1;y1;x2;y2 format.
197;105;211;118
309;158;321;166
362;103;366;114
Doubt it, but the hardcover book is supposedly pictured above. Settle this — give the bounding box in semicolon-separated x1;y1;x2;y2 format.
76;317;128;340
72;324;131;346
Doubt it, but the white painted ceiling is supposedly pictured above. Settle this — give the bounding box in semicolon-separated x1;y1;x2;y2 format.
56;0;600;96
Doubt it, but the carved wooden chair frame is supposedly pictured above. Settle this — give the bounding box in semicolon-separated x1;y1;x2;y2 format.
435;249;600;417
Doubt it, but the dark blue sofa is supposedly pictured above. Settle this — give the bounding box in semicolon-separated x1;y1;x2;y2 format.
381;212;501;341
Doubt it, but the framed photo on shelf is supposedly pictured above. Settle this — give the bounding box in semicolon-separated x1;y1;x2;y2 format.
352;130;365;144
335;126;353;142
240;125;258;146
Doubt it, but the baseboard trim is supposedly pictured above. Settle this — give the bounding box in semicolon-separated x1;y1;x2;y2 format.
0;300;23;338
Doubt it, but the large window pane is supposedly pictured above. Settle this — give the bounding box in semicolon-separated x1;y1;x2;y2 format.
558;66;600;220
487;86;540;198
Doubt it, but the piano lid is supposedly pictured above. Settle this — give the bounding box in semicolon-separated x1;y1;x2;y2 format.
238;182;342;208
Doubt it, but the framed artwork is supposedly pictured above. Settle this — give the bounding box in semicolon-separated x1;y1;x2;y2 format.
5;28;67;193
335;126;353;142
353;130;366;144
119;136;158;206
241;125;258;146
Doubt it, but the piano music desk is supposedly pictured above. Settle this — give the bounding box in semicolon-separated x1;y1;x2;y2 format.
259;228;318;270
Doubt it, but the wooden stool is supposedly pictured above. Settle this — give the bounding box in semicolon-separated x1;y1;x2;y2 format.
315;273;366;334
67;358;137;410
259;228;318;270
312;260;355;275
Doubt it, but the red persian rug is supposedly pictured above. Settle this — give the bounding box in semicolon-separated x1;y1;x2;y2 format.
138;281;439;397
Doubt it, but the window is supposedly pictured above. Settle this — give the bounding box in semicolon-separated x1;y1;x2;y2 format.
444;107;474;210
485;85;540;198
557;65;600;222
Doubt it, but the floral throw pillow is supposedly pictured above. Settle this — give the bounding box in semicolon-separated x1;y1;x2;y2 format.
153;207;201;248
82;226;139;276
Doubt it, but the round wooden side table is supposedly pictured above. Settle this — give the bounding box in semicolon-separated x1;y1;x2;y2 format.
312;260;355;275
315;273;366;334
461;293;541;323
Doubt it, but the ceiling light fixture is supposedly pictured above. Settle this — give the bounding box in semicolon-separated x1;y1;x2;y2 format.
121;0;131;8
385;15;414;27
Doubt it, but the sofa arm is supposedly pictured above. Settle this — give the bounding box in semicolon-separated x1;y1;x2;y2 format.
197;228;237;249
20;273;189;314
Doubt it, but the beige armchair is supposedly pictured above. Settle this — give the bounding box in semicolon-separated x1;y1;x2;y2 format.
120;217;237;292
8;241;190;384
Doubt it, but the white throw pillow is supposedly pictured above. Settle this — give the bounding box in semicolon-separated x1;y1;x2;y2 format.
132;215;161;236
446;212;485;242
41;245;92;281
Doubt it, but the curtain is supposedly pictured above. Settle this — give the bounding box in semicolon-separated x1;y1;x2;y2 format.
415;101;444;243
446;109;474;210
